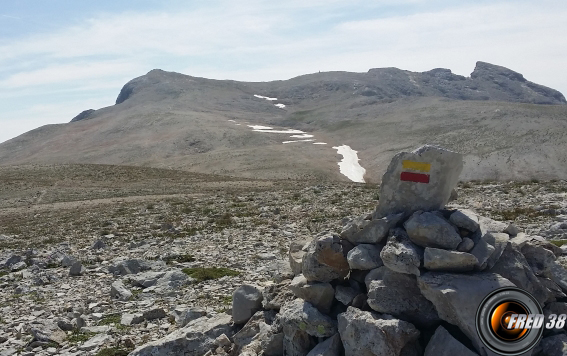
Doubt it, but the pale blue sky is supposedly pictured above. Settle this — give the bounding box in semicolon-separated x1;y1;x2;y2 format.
1;0;566;143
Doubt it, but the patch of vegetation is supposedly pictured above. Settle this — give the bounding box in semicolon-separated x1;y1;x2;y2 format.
214;213;234;228
181;267;240;282
68;330;97;343
96;347;131;356
98;313;121;326
146;204;155;210
0;270;9;277
494;207;541;221
221;295;233;305
164;254;195;264
550;240;567;247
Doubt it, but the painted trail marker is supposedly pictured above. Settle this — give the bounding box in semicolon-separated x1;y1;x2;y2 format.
375;145;463;218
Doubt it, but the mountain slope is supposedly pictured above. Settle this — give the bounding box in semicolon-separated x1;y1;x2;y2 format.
0;61;566;182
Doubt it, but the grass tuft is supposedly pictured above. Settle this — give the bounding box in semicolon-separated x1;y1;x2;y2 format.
181;267;240;282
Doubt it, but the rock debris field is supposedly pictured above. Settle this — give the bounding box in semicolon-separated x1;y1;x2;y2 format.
1;149;567;355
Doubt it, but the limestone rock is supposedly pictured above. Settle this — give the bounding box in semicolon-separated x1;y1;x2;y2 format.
233;284;264;324
424;326;478;356
279;299;337;338
424;248;478;272
540;334;567;356
418;272;514;353
289;239;310;276
449;209;480;232
334;285;358;306
380;228;422;276
347;213;403;245
302;234;349;283
469;231;496;270
110;280;132;301
346;244;383;270
282;323;316;356
129;314;234;356
289;275;334;314
262;281;295;311
78;334;112;351
337;306;420;356
306;333;342;356
404;211;462;249
69;261;85;276
367;266;439;327
457;237;474;252
375;145;463;218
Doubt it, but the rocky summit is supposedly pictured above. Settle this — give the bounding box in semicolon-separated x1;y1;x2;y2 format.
2;148;567;355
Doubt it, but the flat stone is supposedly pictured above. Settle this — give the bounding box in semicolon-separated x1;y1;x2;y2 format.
424;248;478;272
404;211;462;249
366;266;439;328
346;244;383;270
78;334;111;351
110;280;132;301
449;209;480;232
347;213;403;245
375;145;463;218
121;313;144;326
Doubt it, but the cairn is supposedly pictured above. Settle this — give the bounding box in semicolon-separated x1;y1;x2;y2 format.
131;145;567;356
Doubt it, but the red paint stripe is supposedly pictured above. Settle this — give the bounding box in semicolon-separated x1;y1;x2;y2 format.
400;172;430;183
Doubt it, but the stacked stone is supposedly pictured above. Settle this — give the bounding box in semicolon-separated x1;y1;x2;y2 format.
227;146;567;356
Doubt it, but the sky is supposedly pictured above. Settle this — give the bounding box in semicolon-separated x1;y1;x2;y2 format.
1;0;566;143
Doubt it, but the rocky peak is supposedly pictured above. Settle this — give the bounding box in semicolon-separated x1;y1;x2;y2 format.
471;61;526;82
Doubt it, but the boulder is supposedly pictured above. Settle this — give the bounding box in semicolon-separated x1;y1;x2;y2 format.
424;326;478;356
173;307;207;327
108;258;160;275
306;333;342;356
289;275;334;314
302;234;349;283
489;243;553;305
334;285;358;306
233;284;264;324
279;299;337;338
449;209;480;232
233;310;278;350
346;244;383;270
347;213;403;245
540;334;567;356
110;280;132;301
484;232;509;269
380;228;422;276
283;323;316;356
375;145;463;218
424;248;477;272
418;272;515;353
456;237;474;252
143;308;167;320
263;281;295;311
366;266;439;328
469;231;496;270
129;314;234;356
69;261;85;276
289;239;310;276
478;216;508;235
404;211;462;249
337;306;420;356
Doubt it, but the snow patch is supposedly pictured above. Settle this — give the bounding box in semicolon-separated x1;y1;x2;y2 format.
254;94;277;101
313;142;327;145
290;134;314;138
247;125;274;130
332;145;366;183
253;129;305;134
283;139;315;144
274;103;286;109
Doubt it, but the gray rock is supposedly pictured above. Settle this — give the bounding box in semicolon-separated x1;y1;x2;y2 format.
337;306;420;356
10;261;26;271
521;242;557;276
484;232;510;269
69;261;85;276
457;237;474;252
108;258;159;275
366;266;439;327
61;255;77;268
289;275;334;314
489;243;553;305
306;333;342;356
174;307;207;327
78;333;112;351
478;216;508;235
289;240;310;276
424;326;478;356
469;231;496;270
347;213;403;245
57;319;74;332
129;270;192;294
418;272;515;353
129;314;234;356
424;248;478;272
91;239;106;250
504;223;520;236
540;334;567;356
380;228;422;276
121;313;144;326
334;285;358;306
279;299;337;338
404;211;462;249
346;244;383;270
129;271;167;288
545;258;567;293
302;234;349;283
233;310;278;350
110;280;132;301
283;323;316;356
143;308;167;320
375;145;463;218
233;284;264;324
449;209;480;232
262;281;295;311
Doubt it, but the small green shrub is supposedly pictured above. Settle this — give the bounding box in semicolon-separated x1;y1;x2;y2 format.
182;267;240;282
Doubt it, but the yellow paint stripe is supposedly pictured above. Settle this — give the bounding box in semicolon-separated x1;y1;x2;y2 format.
402;160;431;172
